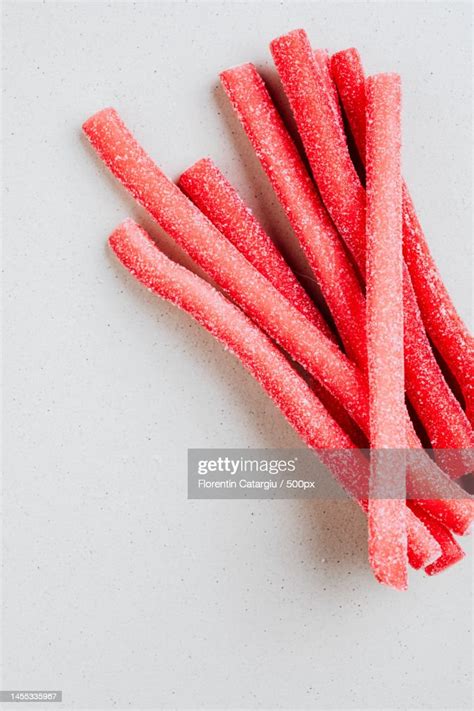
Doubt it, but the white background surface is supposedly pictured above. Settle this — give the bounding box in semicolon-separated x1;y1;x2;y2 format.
2;1;472;709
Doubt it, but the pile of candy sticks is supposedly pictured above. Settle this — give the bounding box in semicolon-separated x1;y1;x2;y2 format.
83;29;473;589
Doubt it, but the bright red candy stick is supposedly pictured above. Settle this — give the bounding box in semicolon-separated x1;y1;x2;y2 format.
179;158;365;444
365;73;407;590
409;504;465;576
271;30;474;469
109;219;441;575
178;158;333;339
219;64;368;372
83;108;473;534
331;47;474;427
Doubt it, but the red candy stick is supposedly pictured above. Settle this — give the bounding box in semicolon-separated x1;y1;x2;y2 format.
109;219;441;575
409;504;465;576
403;273;474;477
331;47;474;426
178;158;365;444
219;64;368;371
403;192;474;426
330;48;367;158
178;158;333;339
271;30;366;270
83;108;473;534
365;74;407;590
109;221;348;450
403;507;442;572
271;30;474;469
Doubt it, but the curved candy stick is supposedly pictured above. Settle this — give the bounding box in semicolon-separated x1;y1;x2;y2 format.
366;74;407;590
219;64;368;371
271;30;474;470
179;158;366;446
109;219;441;575
83;107;473;535
331;47;474;427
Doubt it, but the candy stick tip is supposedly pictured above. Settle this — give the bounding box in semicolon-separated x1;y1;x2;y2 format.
82;107;119;135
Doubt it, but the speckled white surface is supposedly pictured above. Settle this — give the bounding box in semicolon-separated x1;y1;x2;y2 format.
2;1;472;709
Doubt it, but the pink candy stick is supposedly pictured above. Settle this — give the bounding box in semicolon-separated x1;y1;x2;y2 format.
271;30;367;272
109;219;441;575
331;47;474;425
331;47;474;465
219;64;368;372
178;158;333;339
83;108;473;535
109;220;349;449
365;74;407;590
178;158;366;445
271;30;474;469
83;108;369;431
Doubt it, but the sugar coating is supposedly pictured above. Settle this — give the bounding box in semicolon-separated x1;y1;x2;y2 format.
331;47;474;468
109;219;440;571
219;63;368;373
365;73;407;590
